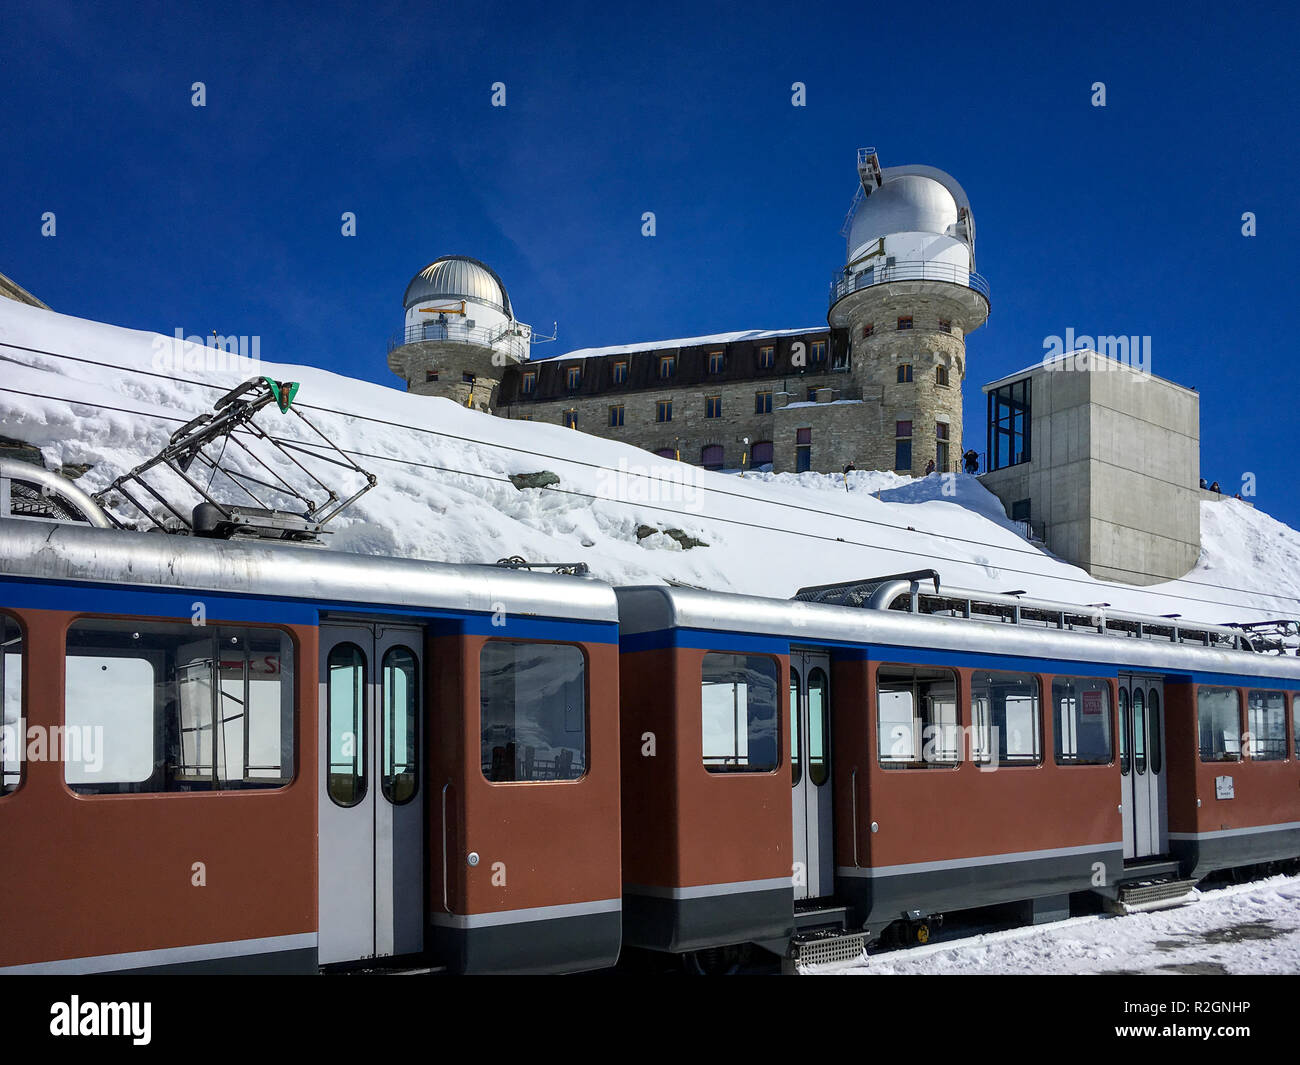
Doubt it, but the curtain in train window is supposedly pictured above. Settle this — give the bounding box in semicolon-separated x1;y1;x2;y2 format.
876;665;959;768
65;620;294;794
701;653;779;773
1052;677;1112;765
1197;687;1241;763
1;615;23;794
971;671;1041;766
480;642;586;782
1246;690;1286;761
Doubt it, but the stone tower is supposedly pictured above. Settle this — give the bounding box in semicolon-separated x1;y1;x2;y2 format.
827;149;989;474
387;256;532;412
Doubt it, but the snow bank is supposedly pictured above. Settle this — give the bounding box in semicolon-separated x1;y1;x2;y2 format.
1;299;1298;627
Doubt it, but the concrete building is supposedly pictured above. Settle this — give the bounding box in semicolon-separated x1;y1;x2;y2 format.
386;149;991;475
978;350;1202;585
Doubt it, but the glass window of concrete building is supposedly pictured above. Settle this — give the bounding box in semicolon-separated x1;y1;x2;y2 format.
656;400;672;423
612;360;627;384
705;396;721;419
659;355;675;379
708;351;723;374
563;410;577;429
756;390;772;414
988;378;1031;470
701;444;723;470
1198;687;1241;762
1247;690;1287;760
758;346;774;369
609;404;624;427
566;366;581;389
521;370;535;393
897;363;912;383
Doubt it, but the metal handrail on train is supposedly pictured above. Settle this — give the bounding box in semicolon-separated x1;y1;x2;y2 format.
793;570;1295;655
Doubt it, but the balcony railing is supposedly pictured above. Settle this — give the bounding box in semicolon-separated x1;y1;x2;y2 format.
389;320;529;360
830;260;990;306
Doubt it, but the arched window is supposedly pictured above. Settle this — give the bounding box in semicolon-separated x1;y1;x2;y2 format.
701;444;724;470
750;441;774;468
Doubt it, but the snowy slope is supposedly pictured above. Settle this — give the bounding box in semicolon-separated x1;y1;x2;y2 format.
1;299;1299;627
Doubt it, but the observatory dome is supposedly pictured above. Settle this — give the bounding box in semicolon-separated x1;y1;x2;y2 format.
848;174;959;253
403;256;513;316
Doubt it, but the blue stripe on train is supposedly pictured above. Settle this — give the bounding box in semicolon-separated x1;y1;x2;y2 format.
0;575;619;644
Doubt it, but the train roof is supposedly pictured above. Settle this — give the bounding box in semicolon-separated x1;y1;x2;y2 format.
615;585;1300;683
0;518;619;624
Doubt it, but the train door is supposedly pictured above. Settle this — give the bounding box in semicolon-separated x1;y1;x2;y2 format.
319;622;425;965
790;651;833;900
1118;674;1167;860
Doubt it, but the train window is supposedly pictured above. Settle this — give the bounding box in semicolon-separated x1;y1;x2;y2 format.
381;646;419;804
876;665;960;768
701;653;779;773
328;643;367;807
1246;690;1287;761
1197;687;1241;762
1294;695;1299;759
1052;677;1112;765
970;671;1041;766
808;667;830;786
790;666;801;787
66;620;295;795
2;615;23;795
1118;687;1129;776
480;642;586;782
1148;688;1162;774
1132;687;1147;774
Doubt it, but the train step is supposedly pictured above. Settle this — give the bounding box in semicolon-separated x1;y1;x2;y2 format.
1107;877;1200;915
793;903;850;933
784;928;868;972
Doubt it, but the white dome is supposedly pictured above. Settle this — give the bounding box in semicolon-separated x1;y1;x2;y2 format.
848;175;959;252
403;256;512;316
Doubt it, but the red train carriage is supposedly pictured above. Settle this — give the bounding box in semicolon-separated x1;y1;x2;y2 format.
0;518;620;974
615;577;1300;964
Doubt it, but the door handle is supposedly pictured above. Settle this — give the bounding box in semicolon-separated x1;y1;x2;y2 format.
441;782;451;913
851;767;860;868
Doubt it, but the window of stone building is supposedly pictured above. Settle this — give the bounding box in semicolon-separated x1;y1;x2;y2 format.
936;365;949;387
521;371;535;393
811;340;827;363
708;351;724;374
425;370;439;382
612;361;628;384
517;414;533;421
750;441;773;468
758;346;775;369
609;404;624;427
897;364;913;383
563;410;577;429
701;445;724;470
939;319;952;334
795;428;812;473
705;396;721;419
897;316;913;331
656;400;672;423
463;372;476;385
936;422;950;471
895;421;913;472
807;387;817;402
566;366;581;389
755;390;773;414
861;323;874;338
655;447;676;459
659;355;676;379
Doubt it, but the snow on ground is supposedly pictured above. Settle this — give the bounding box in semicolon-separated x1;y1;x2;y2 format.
1;298;1299;627
816;874;1300;975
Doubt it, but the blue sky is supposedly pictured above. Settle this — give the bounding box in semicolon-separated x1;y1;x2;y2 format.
3;2;1298;523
